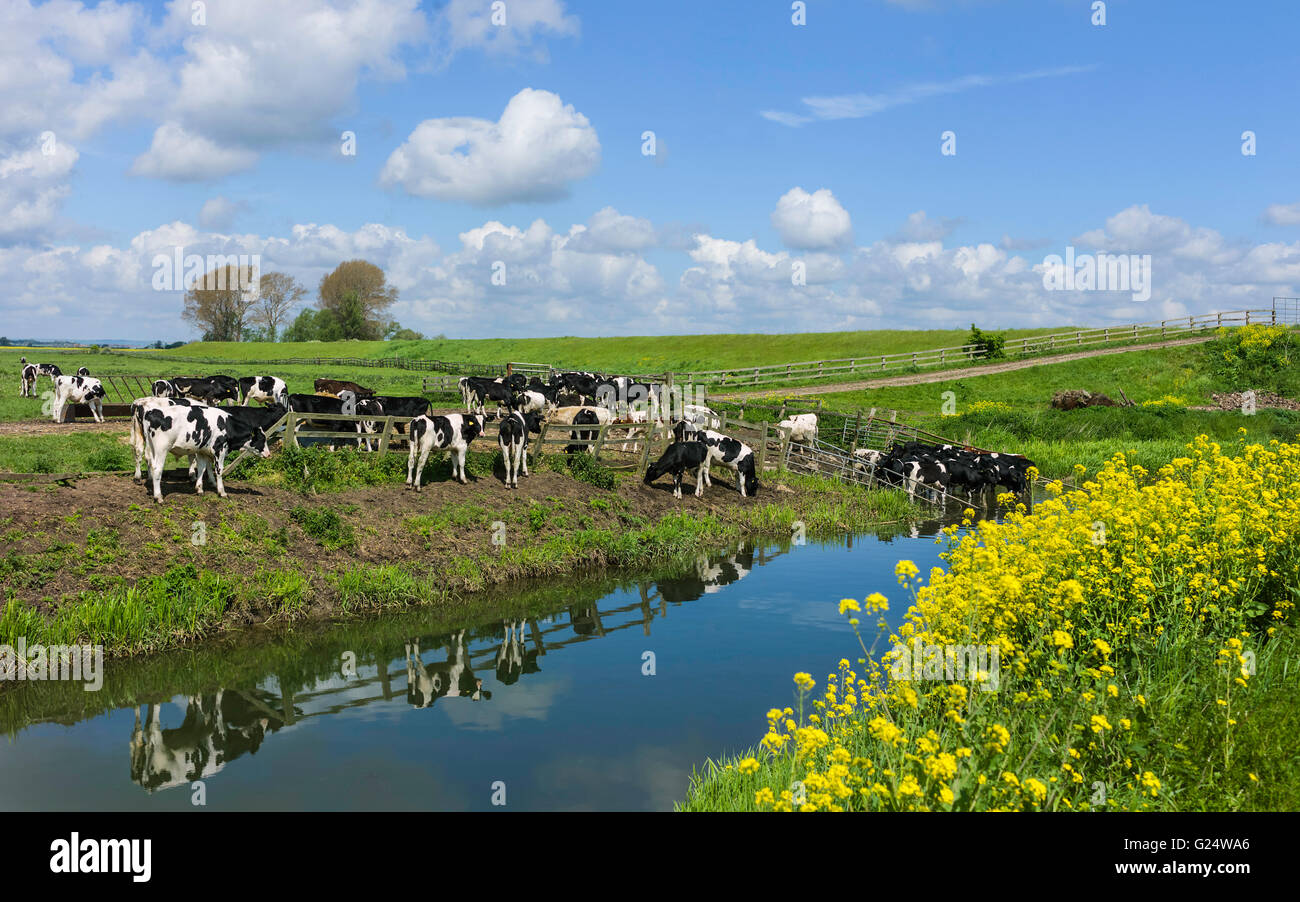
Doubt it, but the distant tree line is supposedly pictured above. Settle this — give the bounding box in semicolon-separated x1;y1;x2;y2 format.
182;258;425;342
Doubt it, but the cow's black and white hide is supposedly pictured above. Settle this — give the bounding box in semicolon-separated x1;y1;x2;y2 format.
405;413;485;490
138;400;271;502
50;375;106;423
19;362;36;397
131;399;285;483
238;376;288;407
644;440;711;498
76;366;90;377
673;424;760;497
288;391;359;449
498;409;542;488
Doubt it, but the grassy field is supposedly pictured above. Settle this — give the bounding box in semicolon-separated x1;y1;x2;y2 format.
721;341;1300;477
87;326;1071;374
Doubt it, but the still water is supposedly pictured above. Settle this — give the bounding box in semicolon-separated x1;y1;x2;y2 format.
0;521;958;811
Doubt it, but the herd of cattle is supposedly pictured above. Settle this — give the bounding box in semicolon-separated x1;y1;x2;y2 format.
851;442;1036;501
16;359;1034;505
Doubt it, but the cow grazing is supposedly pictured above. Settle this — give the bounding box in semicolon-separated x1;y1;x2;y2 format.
644;441;711;498
19;362;36;397
673;423;760;497
51;375;106;423
498;410;542;488
778;413;818;444
238;376;288;407
406;413;484;490
36;362;63;381
139;401;271;502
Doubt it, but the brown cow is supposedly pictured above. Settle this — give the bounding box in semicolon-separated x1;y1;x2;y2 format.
314;378;376;398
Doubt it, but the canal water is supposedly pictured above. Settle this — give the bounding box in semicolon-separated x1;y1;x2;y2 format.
0;519;959;811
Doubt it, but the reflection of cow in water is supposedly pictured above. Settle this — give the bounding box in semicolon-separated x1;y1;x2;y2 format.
655;543;757;603
405;630;492;708
494;621;541;685
129;690;280;792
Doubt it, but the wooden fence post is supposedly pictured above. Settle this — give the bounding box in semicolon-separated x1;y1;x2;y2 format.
376;416;395;454
286;411;298;448
638;424;654;474
757;422;768;473
533;420;549;458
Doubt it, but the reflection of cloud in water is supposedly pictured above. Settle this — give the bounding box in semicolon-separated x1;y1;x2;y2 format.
440;675;571;732
528;745;687;811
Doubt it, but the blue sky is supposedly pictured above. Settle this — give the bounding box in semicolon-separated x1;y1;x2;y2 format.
3;0;1299;340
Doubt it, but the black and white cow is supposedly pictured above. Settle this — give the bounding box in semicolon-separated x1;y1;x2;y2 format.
35;362;63;381
131;398;284;483
672;421;759;497
287;391;359;449
238;376;288;407
369;395;432;441
139;401;271;502
459;376;515;420
155;375;239;405
51;375;106;423
405;413;485;490
76;366;90;377
644;440;711;498
498;409;542;488
19;361;36;397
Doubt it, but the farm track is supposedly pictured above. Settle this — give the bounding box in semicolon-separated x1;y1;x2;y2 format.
714;336;1215;399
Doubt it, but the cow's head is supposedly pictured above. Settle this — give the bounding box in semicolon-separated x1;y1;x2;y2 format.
249;427;272;458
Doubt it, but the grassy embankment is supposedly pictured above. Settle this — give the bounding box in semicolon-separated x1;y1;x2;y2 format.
725;329;1300;477
680;435;1300;812
0;444;917;660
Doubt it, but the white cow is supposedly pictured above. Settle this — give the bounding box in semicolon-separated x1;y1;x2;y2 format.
778;413;818;444
51;375;105;423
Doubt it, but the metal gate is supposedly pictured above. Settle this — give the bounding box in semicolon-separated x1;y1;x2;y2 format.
1273;297;1300;324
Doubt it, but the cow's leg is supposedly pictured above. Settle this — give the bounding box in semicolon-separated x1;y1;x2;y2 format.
148;446;166;503
91;399;103;423
414;446;432;492
193;456;207;495
456;446;469;484
406;442;417;488
695;466;706;497
520;442;530;478
213;452;228;498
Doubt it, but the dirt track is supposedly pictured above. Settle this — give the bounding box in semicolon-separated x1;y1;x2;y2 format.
715;337;1215;399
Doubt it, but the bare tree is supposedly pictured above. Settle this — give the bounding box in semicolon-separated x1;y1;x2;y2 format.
250;271;306;341
182;264;258;342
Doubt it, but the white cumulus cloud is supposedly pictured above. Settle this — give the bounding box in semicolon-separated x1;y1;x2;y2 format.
380;88;600;205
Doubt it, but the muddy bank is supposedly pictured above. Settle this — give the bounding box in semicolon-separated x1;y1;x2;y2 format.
0;463;911;659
